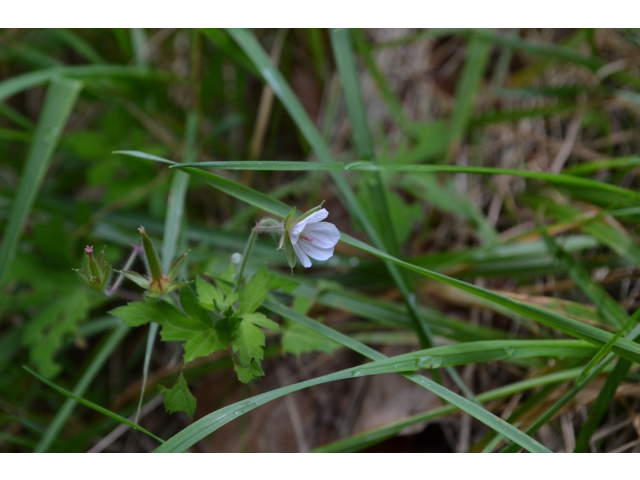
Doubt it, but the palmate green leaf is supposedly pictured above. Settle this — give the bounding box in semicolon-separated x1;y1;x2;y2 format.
158;373;197;420
231;312;278;382
195;276;224;311
109;301;226;364
117;150;640;363
239;264;271;314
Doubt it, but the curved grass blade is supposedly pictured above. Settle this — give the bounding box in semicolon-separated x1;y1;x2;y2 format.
447;30;492;159
0;65;156;102
49;29;106;64
33;324;132;452
0;76;82;288
171;160;640;203
541;232;628;329
574;357;633;452
314;366;590;453
500;321;640;453
24;364;163;446
115;151;640;363
155;320;569;452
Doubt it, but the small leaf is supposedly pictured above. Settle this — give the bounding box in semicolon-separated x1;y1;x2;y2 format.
110;301;227;364
180;285;211;327
234;360;265;383
214;313;243;337
195;276;223;311
239;265;270;314
231;315;267;368
158;373;196;419
243;312;279;330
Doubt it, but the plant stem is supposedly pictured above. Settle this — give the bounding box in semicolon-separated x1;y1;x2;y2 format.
108;244;143;297
233;229;258;294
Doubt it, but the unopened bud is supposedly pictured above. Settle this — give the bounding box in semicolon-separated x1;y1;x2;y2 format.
75;245;112;294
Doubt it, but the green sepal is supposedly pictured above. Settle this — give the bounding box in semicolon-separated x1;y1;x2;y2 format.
88;251;102;278
166;281;190;293
118;270;150;289
283;208;296;231
294;202;324;225
139;226;164;282
283;235;296;269
167;252;187;282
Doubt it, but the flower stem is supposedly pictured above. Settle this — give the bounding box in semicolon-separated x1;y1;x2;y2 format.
108;244;143;297
233;229;258;294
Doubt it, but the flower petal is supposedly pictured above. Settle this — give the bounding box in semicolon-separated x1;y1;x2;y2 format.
301;222;340;248
292;242;312;268
297;238;334;262
289;208;329;244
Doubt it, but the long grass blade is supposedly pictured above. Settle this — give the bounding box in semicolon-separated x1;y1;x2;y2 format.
155;299;561;453
314;366;591;453
170;160;640;202
24;363;163;446
0;76;82;288
33;324;131;452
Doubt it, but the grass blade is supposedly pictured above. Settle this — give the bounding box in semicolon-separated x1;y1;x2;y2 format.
155;299;558;453
447;30;492;158
314;366;590;453
0;65;155;103
24;363;163;446
0;76;82;288
33;324;131;452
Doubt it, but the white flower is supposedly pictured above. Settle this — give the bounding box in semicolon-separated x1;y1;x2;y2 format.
283;208;340;268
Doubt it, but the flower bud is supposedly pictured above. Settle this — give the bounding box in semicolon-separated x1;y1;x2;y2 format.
120;226;189;298
75;245;112;294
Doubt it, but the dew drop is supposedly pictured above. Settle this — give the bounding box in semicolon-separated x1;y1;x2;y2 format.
231;253;242;264
351;370;364;377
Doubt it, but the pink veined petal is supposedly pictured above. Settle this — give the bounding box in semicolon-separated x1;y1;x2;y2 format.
289;209;329;244
297;238;334;261
292;242;312;268
300;222;340;248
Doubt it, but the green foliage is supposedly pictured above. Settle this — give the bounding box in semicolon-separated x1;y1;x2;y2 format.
158;373;197;419
110;267;280;386
5;28;640;453
22;289;99;379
